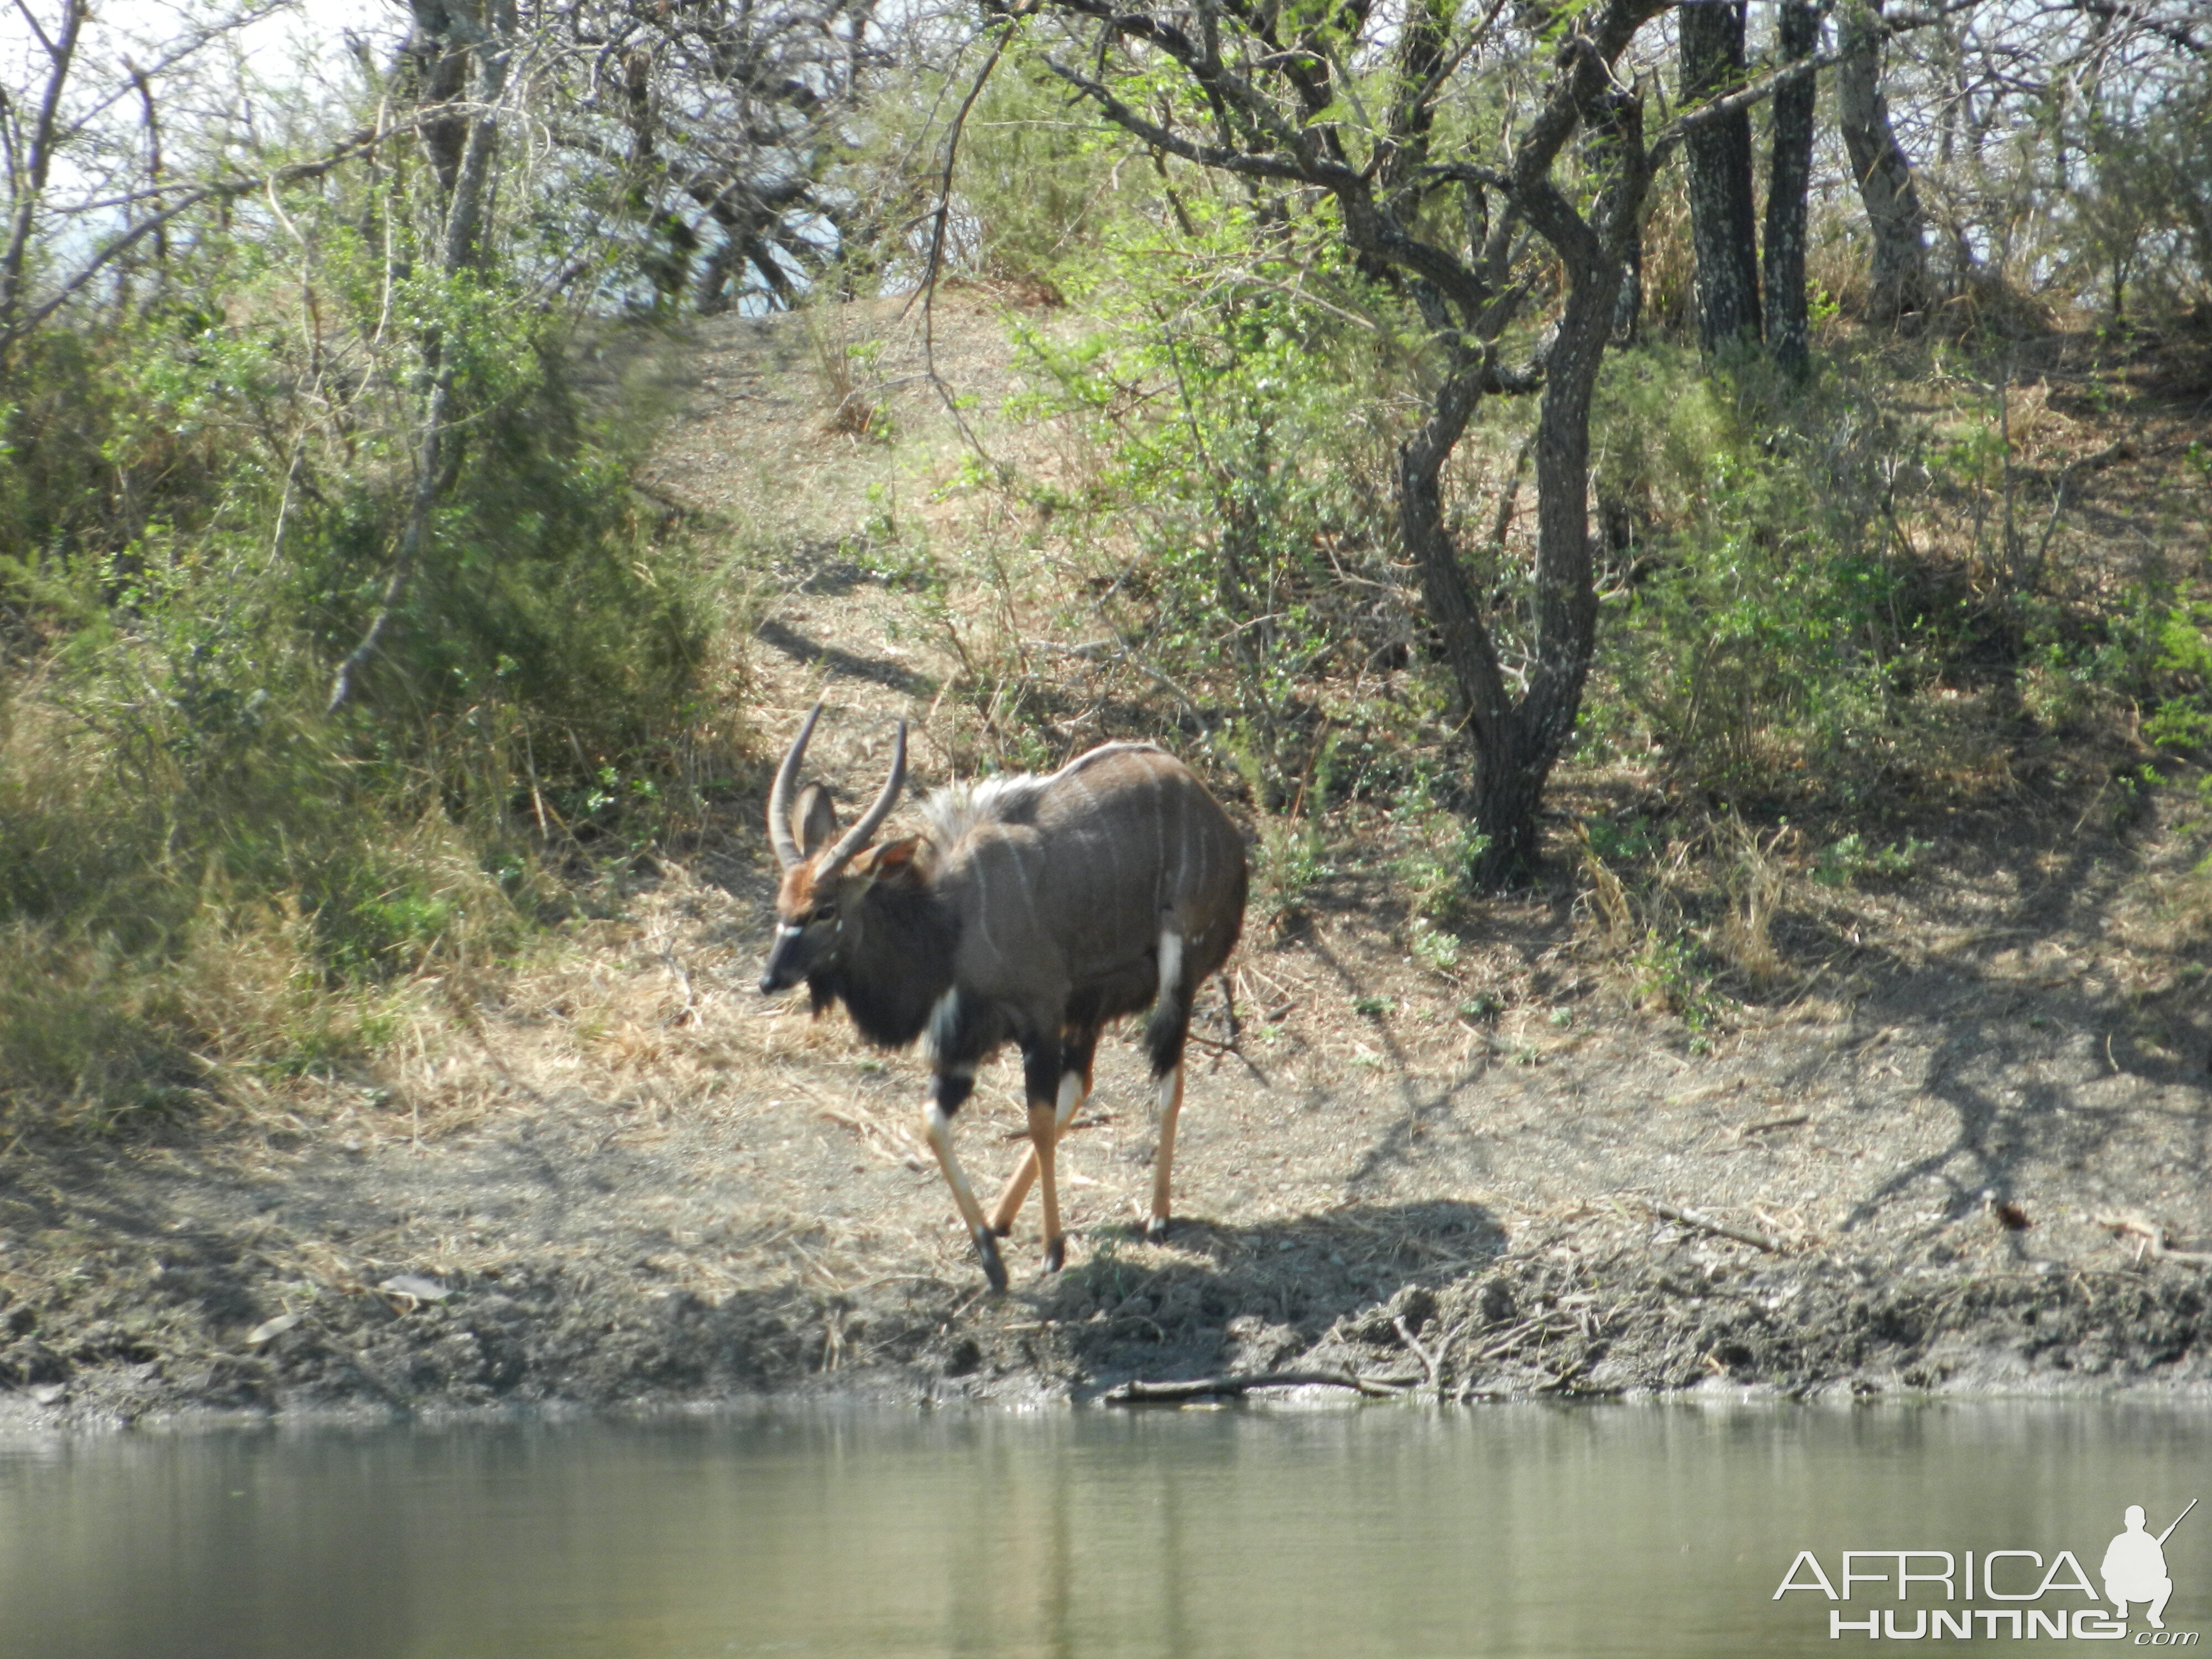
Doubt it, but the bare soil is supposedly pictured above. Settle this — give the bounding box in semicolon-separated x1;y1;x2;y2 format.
2;296;2209;1427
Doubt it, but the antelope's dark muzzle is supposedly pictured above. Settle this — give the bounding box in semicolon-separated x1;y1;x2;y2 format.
759;927;804;995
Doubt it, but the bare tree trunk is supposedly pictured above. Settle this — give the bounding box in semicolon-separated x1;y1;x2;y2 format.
1678;1;1762;354
401;1;477;198
330;0;516;712
1838;0;1930;323
1763;0;1819;378
0;0;87;353
1400;93;1650;882
1035;0;1669;883
1613;229;1644;346
1400;366;1557;880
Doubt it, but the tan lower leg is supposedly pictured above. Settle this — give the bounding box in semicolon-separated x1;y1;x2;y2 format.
989;1146;1037;1237
1029;1100;1065;1272
989;1071;1084;1234
925;1100;1006;1290
1148;1065;1185;1239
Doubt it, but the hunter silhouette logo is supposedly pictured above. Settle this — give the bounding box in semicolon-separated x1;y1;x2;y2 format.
1773;1496;2199;1642
2106;1501;2194;1631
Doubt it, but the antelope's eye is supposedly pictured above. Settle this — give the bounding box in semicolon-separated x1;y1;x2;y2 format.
813;903;835;922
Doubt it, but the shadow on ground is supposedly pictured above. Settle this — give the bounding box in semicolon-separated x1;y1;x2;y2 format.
988;1199;1506;1394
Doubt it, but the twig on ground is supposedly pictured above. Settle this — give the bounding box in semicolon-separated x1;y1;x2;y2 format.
2096;1212;2212;1267
998;1113;1106;1140
808;1093;930;1171
1393;1314;1442;1389
1186;1029;1270;1084
1478;1316;1551;1360
1103;1368;1408;1403
1193;974;1266;1081
1645;1199;1783;1253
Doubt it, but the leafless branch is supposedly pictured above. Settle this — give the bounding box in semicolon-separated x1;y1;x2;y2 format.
1103;1368;1409;1401
1645;1199;1783;1253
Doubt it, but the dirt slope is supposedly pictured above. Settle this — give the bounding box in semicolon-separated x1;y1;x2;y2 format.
2;296;2208;1426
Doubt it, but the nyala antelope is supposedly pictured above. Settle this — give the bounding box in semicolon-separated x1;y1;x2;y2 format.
758;703;1248;1290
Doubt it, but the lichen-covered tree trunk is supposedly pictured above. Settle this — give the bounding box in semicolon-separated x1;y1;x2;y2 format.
1763;0;1819;378
1679;1;1762;354
1838;0;1930;322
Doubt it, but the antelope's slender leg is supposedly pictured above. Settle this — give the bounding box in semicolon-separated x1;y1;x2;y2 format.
1142;925;1191;1244
989;1070;1083;1235
1146;1062;1185;1243
1023;1040;1068;1274
990;1152;1035;1238
1029;1101;1065;1273
988;1147;1035;1238
922;1073;1005;1291
990;1032;1095;1237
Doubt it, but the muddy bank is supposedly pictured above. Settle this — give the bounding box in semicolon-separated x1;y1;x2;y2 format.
4;1155;2209;1430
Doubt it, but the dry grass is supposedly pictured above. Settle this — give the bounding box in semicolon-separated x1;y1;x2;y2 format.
806;310;891;441
1716;820;1791;989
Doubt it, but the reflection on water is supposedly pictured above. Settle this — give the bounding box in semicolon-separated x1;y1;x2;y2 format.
0;1401;2204;1658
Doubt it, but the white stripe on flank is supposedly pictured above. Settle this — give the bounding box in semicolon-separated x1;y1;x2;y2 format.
1192;794;1209;911
1063;767;1100;817
1177;794;1194;915
1008;842;1042;931
1063;768;1107;868
972;851;1001;962
1074;766;1126;907
1152;781;1166;909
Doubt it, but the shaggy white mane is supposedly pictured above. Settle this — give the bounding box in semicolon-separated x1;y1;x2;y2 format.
918;744;1166;847
916;744;1167;847
917;773;1050;847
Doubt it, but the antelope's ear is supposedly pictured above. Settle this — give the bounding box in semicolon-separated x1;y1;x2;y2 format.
792;782;839;855
856;836;924;884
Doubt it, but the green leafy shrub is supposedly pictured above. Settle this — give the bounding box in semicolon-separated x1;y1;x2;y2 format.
1813;833;1931;888
1586;346;1995;803
2140;601;2212;753
1010;206;1416;808
0;250;723;1130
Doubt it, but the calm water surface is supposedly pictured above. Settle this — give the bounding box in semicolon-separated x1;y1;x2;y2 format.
0;1401;2205;1658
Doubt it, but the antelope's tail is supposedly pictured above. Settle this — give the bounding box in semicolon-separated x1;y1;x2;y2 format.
1144;925;1191;1079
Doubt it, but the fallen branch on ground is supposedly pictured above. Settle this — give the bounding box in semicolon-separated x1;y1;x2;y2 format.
1393;1314;1442;1389
2096;1212;2212;1267
1645;1200;1783;1253
1186;1030;1271;1084
1102;1368;1408;1403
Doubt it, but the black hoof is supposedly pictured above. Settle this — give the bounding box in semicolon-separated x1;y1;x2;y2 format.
1043;1237;1066;1274
1144;1216;1171;1244
990;1220;1013;1238
975;1228;1009;1292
